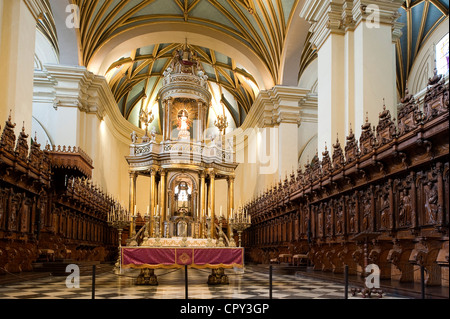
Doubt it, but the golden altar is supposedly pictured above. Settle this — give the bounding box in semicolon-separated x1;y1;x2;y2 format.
114;44;250;285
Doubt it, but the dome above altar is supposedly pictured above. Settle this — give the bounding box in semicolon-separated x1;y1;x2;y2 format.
105;43;260;135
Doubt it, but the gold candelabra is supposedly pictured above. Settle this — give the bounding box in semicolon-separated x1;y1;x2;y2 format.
107;205;131;274
214;114;228;136
139;107;155;140
229;207;251;248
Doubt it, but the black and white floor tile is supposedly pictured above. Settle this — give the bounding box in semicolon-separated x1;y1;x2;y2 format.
0;266;409;299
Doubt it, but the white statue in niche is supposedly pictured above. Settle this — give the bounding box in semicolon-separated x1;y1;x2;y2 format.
177;109;191;140
131;131;138;144
150;127;157;142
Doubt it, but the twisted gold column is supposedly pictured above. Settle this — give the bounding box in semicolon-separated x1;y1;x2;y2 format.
149;168;157;237
200;171;206;237
160;169;166;236
227;175;235;238
209;171;216;239
129;172;137;236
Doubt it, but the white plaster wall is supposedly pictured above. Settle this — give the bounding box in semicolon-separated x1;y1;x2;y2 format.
0;0;36;138
298;120;318;168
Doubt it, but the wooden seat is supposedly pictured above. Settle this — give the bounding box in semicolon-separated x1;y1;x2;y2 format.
38;249;55;262
293;254;308;266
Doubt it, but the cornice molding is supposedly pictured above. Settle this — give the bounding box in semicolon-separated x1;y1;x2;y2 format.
34;64;144;145
301;0;403;50
227;86;317;152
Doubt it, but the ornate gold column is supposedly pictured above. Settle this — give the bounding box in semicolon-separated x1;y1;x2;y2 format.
196;101;204;142
200;171;206;237
159;169;167;235
129;172;137;236
209;171;216;238
164;98;173;141
149;167;158;237
227;175;235;238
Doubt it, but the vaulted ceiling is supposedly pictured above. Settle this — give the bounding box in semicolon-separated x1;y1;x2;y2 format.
105;43;259;129
42;1;449;128
396;0;449;94
70;0;300;129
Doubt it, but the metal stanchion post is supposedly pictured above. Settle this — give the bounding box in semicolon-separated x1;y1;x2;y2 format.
420;265;425;299
344;265;348;299
92;265;96;300
185;265;188;300
269;265;273;300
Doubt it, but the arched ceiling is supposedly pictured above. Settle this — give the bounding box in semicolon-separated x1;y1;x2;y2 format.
106;42;259;129
70;0;301;129
43;1;449;129
396;0;449;95
73;0;300;82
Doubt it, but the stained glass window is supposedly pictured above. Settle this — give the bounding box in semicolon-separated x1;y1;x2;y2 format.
436;33;449;76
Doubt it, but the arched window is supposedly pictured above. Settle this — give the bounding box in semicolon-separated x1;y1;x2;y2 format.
436;33;449;76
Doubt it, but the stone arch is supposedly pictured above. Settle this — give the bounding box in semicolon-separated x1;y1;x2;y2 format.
85;23;274;91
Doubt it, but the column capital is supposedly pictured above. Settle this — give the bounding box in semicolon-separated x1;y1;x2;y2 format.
301;0;403;50
257;86;309;127
392;21;404;43
300;0;346;50
352;0;403;27
129;171;138;178
149;166;159;176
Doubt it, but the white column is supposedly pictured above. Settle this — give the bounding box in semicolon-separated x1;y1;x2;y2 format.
352;0;403;138
343;1;356;139
301;0;403;152
0;0;37;138
261;86;309;181
317;36;346;154
301;0;347;157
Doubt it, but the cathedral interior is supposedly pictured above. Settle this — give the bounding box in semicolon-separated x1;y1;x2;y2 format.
0;0;448;301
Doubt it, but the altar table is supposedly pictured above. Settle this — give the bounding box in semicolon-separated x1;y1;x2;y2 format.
121;247;244;270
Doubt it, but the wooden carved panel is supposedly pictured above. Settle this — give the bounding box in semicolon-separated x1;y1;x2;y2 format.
359;117;376;156
345;129;359;164
346;194;359;234
376;103;397;146
360;189;372;232
397;87;419;136
423;72;449;122
332;136;345;170
335;197;345;236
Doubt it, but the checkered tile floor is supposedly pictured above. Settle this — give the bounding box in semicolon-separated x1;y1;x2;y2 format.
0;266;409;299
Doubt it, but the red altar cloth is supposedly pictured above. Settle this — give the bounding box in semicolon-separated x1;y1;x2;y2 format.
121;247;244;269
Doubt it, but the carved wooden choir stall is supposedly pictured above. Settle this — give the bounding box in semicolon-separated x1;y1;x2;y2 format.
245;72;449;288
0;114;122;275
